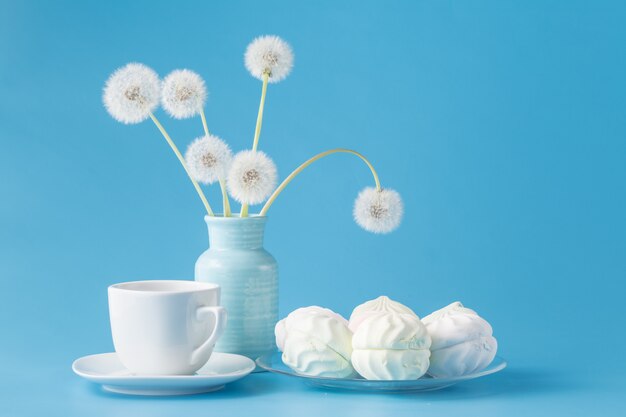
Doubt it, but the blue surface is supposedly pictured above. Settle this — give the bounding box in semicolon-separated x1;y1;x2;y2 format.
1;0;625;415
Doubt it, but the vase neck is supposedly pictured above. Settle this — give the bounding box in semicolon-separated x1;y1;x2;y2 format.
205;216;267;250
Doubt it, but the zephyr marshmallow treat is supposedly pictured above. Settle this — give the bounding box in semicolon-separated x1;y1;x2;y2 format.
276;307;356;378
275;306;349;352
348;295;417;332
422;302;497;378
351;312;432;380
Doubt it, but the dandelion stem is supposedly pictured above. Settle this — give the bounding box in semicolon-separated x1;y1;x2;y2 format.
260;148;381;216
149;113;214;216
200;109;210;137
219;178;232;217
198;109;233;217
242;71;270;217
252;71;270;152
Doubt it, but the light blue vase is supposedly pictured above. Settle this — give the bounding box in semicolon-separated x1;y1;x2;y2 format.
195;215;278;362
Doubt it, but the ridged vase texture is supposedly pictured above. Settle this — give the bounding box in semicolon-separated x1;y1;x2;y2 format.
195;216;278;361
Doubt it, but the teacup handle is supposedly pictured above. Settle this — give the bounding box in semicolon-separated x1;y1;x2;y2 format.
190;305;227;366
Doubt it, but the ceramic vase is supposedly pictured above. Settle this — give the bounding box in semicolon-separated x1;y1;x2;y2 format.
195;215;278;362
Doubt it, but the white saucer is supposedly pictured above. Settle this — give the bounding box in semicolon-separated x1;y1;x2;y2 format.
72;352;255;396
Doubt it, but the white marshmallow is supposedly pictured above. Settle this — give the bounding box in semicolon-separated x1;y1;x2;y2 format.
275;306;348;352
349;296;417;332
278;307;356;378
351;349;431;381
351;312;431;380
422;302;497;378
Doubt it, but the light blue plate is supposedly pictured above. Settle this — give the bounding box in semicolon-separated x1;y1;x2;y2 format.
256;352;506;392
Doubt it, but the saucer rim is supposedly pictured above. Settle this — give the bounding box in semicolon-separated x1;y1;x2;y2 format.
72;351;256;380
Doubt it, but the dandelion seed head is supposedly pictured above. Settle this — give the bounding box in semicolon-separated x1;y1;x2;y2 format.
202;153;217;168
103;63;161;124
227;150;278;205
353;187;403;234
185;135;233;185
244;35;294;83
161;69;207;119
243;169;260;185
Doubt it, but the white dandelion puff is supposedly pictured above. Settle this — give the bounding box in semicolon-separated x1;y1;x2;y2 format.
353;187;404;234
103;63;161;124
244;35;294;83
227;150;278;205
161;69;207;119
185;135;233;185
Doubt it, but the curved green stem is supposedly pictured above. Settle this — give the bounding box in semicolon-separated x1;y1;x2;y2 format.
242;71;270;217
259;148;381;216
149;113;214;216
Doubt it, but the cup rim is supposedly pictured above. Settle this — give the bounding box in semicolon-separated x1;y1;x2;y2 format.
109;280;219;294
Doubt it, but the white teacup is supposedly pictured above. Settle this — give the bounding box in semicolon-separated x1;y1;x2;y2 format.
108;280;227;375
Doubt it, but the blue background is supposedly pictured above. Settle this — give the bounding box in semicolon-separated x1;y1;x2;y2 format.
1;0;625;415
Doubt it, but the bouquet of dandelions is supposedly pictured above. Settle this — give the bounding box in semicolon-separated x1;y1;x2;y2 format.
103;35;403;234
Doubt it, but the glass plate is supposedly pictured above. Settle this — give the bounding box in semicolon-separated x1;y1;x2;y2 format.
256;352;506;392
